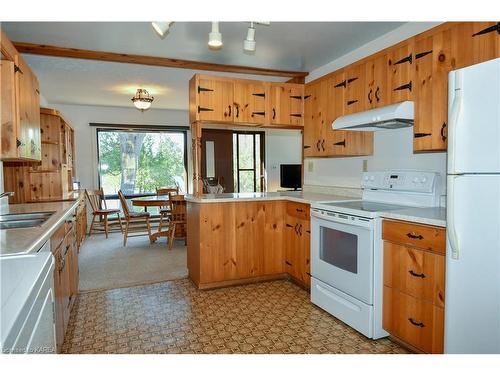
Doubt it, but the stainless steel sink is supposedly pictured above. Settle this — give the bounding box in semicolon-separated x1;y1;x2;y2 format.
0;211;54;229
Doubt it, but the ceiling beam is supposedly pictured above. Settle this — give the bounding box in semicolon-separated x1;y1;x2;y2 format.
13;41;309;79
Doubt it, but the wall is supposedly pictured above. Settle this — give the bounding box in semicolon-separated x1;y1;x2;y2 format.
51;103;191;192
304;22;447;198
265;129;302;191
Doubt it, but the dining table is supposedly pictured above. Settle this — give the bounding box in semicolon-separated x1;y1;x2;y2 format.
131;194;186;242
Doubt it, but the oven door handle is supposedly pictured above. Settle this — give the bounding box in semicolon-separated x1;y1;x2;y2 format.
311;209;373;229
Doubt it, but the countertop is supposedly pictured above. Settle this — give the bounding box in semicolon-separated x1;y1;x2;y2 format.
380;207;447;228
185;191;357;205
0;197;82;256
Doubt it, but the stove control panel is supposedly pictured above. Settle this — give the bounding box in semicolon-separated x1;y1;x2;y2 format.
361;171;438;193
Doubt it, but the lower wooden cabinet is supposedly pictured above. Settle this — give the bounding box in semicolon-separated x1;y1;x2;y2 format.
75;199;87;252
382;219;446;353
187;200;311;289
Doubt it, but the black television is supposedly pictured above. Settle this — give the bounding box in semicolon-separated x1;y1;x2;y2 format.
280;164;302;191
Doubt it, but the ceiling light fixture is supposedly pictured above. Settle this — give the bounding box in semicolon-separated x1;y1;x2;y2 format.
152;22;173;38
243;22;256;52
208;22;223;49
131;89;154;111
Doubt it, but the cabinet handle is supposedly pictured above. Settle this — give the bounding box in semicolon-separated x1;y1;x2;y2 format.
321;139;325;151
296;208;304;213
375;87;380;102
415;50;433;59
298;224;302;236
228;105;231;117
394;81;412;92
440;122;447;142
294;223;299;235
347;100;358;106
334;140;346;147
408;318;425;328
285;261;292;266
251;111;265;117
272;108;276;120
409;270;426;279
306;230;311;234
316;140;321;151
407;232;424;240
368;89;373;104
472;22;500;37
236;105;239;118
394;53;413;65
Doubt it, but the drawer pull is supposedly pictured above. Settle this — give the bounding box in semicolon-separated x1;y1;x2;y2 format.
409;270;426;279
408;318;425;328
296;208;304;213
406;232;423;240
285;261;292;266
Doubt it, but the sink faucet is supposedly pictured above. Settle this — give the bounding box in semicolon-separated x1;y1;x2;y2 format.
0;192;14;199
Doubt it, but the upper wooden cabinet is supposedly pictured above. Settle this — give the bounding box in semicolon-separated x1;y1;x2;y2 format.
365;53;388;109
1;30;41;161
269;83;304;127
189;74;304;128
344;62;366;115
387;40;415;103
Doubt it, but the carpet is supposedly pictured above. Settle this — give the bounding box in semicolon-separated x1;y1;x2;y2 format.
78;232;188;292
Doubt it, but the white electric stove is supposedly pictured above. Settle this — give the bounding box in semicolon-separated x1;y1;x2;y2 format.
309;170;441;339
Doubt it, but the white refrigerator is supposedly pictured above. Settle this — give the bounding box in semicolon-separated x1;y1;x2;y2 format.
445;57;500;354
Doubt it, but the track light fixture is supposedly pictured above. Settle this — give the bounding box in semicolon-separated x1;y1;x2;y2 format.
244;22;256;52
152;22;173;38
208;22;223;49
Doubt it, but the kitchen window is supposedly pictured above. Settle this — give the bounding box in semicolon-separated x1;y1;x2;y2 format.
233;131;265;193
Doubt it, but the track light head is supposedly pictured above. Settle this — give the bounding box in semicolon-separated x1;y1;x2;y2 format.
208;22;223;49
244;25;256;52
152;22;173;38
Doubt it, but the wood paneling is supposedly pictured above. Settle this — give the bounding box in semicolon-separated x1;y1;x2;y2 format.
384;241;445;307
383;287;444;354
382;219;446;254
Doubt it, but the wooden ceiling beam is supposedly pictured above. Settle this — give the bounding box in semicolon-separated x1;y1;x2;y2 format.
13;41;309;79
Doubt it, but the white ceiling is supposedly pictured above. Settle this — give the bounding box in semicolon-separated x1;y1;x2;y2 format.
2;22;406;110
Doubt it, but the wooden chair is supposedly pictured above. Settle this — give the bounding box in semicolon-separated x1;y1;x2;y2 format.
156;186;179;228
156;186;179;196
118;190;153;246
166;193;187;250
85;189;123;238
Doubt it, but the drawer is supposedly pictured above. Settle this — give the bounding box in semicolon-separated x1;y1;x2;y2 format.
384;241;445;307
383;286;444;353
286;202;310;220
382;219;446;254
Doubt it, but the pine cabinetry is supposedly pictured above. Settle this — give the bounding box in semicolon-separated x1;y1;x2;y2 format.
233;81;267;124
189;75;234;123
268;83;304;127
413;27;453;152
1;30;41;161
303;79;329;157
344;62;366;115
387;40;415;103
365;53;388;109
284;202;311;288
382;219;446;353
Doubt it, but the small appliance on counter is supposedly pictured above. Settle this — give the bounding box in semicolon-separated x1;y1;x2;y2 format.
310;170;441;339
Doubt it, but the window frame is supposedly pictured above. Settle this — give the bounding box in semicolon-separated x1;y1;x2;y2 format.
94;124;189;199
233;130;265;193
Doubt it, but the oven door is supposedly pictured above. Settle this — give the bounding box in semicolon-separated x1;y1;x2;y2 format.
311;209;374;304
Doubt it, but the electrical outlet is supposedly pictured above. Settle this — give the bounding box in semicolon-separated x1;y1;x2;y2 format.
308;161;314;173
362;160;368;172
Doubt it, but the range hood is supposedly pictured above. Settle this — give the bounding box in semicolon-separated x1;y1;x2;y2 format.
332;101;414;131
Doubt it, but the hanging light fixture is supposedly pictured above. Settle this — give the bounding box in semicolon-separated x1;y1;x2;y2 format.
131;89;154;111
243;22;256;52
208;22;223;49
152;22;173;38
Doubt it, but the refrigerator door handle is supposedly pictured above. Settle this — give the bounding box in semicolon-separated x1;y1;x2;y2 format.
447;175;460;260
448;71;463;174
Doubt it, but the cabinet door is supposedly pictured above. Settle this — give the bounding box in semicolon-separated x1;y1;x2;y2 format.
16;57;41;160
387;40;414;103
67;228;79;303
344;63;366;114
451;22;500;70
366;53;388;109
196;78;234;122
325;71;346;155
52;248;65;352
330;130;374;157
233;81;266;124
270;83;304;126
284;220;300;279
1;60;19;159
414;28;453;152
303;80;323;157
263;201;285;275
299;218;311;287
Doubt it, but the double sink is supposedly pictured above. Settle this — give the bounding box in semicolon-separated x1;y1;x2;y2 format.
0;212;54;230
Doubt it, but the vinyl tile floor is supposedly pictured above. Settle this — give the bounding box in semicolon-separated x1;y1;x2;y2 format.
61;279;408;354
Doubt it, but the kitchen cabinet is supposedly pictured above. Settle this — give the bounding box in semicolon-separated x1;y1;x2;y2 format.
233;81;267;124
269;83;304;127
1;31;41;162
3;107;77;203
284;202;311;288
365;53;388;109
75;198;87;252
303;79;329;157
344;62;366;115
387;40;414;104
189;75;234;123
413;27;453;152
51;216;79;353
382;219;446;353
